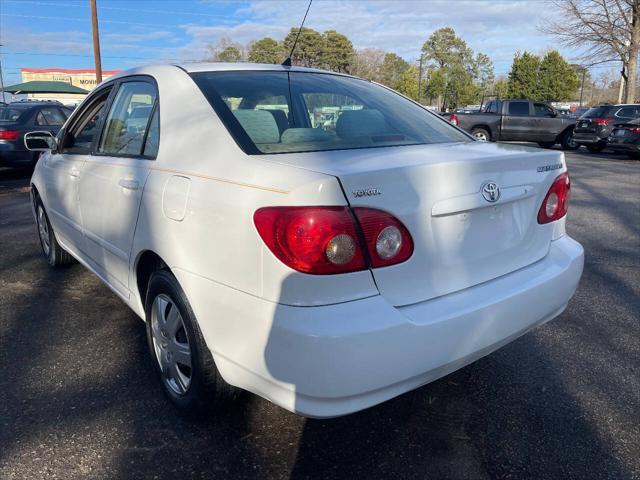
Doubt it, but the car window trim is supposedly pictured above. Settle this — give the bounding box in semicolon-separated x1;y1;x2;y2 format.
92;74;159;161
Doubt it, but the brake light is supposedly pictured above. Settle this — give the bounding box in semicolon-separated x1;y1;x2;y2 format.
629;127;640;134
253;206;413;274
592;118;613;125
352;208;413;268
538;172;571;224
449;114;459;126
0;130;19;141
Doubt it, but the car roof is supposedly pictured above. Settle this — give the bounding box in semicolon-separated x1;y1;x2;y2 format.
106;63;357;85
178;62;345;76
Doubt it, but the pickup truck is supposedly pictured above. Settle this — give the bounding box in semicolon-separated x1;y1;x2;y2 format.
447;99;578;150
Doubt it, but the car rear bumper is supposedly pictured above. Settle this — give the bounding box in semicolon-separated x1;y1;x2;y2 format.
608;140;640;152
175;235;584;418
573;133;605;145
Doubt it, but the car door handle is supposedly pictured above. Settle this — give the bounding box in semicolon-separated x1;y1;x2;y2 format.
118;179;140;191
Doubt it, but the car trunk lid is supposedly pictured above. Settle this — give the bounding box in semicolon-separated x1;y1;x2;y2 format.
268;142;566;306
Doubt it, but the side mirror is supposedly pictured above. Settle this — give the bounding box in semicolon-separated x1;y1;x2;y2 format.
24;131;58;152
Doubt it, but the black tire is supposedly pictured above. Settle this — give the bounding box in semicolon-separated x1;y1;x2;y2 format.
471;127;490;142
35;198;75;267
627;152;640;160
560;130;579;150
144;270;239;415
538;141;555;148
586;144;605;153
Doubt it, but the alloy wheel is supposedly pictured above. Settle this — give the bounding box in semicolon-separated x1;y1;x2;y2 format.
37;205;50;256
150;294;193;395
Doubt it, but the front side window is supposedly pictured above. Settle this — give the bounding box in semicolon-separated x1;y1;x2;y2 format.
98;81;157;156
191;71;470;155
508;101;530;116
534;103;555;117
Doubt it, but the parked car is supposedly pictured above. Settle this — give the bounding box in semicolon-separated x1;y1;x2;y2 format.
570;107;589;118
25;64;584;418
573;104;640;152
607;117;640;159
0;100;71;168
447;99;578;150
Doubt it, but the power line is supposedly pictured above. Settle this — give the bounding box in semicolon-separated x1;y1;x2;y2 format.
0;51;181;61
0;13;178;28
3;0;230;18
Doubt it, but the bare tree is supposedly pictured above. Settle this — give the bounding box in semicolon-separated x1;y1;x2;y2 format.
541;0;639;103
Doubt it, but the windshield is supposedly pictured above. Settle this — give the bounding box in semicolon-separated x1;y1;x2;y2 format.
0;107;24;122
191;71;470;155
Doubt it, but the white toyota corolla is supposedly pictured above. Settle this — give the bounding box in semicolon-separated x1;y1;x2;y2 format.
25;63;584;418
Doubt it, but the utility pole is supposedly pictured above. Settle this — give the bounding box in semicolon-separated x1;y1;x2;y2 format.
0;44;6;103
90;0;103;84
579;68;586;107
417;55;424;104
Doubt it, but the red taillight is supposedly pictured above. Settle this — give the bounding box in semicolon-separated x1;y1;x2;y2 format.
254;207;366;274
253;206;413;274
352;207;413;268
538;172;571;224
0;130;19;141
592;118;613;125
449;114;459;126
629;127;640;134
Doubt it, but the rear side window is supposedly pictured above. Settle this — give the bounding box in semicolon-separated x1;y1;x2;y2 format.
484;101;498;113
190;71;470;155
98;81;157;156
40;107;66;125
142;107;160;157
615;106;636;119
508;101;529;116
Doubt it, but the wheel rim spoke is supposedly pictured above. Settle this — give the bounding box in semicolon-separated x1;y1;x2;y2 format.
150;293;192;396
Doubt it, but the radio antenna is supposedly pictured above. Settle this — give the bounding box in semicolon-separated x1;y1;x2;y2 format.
282;0;313;67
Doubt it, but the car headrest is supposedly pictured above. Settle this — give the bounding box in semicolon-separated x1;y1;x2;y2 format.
281;128;331;144
264;109;289;134
233;109;280;144
336;110;387;140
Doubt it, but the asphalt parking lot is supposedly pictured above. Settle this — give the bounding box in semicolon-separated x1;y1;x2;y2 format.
0;147;638;480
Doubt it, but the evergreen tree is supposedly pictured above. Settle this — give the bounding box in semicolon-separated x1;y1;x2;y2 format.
538;50;580;101
248;37;282;64
322;30;355;73
507;52;541;99
282;27;325;68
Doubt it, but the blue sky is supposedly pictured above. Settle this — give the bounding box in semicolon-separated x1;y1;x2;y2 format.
0;0;609;85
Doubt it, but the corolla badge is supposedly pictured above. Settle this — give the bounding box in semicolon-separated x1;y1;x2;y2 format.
481;181;500;203
352;187;382;198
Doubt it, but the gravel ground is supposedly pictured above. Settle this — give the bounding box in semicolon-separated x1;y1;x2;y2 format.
0;147;638;480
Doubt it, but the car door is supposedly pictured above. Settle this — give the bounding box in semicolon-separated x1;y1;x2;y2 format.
41;88;113;253
532;102;559;142
77;77;159;298
500;101;531;141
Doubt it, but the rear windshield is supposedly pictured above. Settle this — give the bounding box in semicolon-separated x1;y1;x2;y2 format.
190;71;470;154
582;106;612;118
0;107;24;122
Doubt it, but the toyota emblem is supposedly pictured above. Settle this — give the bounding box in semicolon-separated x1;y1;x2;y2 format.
481;181;500;203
